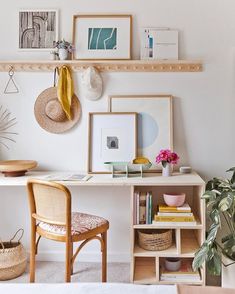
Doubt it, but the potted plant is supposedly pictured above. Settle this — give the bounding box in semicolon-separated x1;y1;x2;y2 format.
155;149;179;176
53;40;74;60
193;167;235;287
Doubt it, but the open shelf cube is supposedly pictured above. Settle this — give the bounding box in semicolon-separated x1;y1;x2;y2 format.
130;173;205;285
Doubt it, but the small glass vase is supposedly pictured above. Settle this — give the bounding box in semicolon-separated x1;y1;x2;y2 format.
162;163;172;177
58;48;68;60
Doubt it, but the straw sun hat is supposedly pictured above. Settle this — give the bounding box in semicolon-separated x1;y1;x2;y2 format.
34;87;81;134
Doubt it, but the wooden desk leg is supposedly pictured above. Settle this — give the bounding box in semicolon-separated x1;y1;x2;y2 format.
101;231;107;282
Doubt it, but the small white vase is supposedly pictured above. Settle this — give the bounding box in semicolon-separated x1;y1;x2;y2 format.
162;163;172;177
58;48;68;60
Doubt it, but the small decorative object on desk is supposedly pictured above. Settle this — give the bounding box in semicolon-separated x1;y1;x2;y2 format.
104;159;152;178
0;160;37;177
54;40;74;60
156;149;179;177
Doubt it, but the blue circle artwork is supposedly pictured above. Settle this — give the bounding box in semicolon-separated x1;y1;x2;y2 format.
138;112;159;149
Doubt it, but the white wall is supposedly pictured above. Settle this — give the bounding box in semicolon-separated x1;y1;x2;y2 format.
0;0;234;262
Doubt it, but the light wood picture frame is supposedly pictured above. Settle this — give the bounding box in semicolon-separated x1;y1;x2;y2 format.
109;95;173;172
88;112;137;173
72;14;132;60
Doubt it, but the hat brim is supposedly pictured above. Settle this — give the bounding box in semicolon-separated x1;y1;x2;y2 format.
34;87;81;134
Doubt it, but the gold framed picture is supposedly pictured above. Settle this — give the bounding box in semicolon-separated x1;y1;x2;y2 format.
109;95;173;171
72;14;132;60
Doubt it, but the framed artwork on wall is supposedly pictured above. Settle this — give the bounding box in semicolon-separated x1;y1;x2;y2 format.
72;14;132;60
19;9;59;50
109;95;173;171
88;112;137;173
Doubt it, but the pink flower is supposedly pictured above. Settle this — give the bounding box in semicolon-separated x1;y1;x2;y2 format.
155;149;179;165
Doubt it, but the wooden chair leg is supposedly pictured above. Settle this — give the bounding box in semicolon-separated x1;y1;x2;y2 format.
101;231;107;282
30;218;36;283
70;242;74;275
65;240;72;282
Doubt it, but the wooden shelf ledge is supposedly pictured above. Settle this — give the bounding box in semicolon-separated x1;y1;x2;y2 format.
0;60;203;72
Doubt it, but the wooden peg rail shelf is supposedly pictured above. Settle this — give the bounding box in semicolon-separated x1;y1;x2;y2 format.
0;60;203;73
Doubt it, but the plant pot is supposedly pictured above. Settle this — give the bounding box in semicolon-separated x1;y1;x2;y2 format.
162;163;172;177
222;255;235;288
58;49;68;60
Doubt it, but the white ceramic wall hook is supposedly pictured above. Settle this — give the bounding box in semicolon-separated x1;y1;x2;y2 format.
4;66;19;94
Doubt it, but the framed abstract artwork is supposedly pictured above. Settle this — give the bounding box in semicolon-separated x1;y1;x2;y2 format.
19;9;58;50
72;15;132;60
109;95;173;171
88;112;137;173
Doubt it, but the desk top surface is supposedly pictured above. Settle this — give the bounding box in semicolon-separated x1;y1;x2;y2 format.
0;171;205;187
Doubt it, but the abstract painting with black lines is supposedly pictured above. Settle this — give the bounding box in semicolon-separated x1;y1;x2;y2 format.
19;11;56;49
88;28;117;50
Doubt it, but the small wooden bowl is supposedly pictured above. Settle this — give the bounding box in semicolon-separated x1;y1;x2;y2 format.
0;160;38;177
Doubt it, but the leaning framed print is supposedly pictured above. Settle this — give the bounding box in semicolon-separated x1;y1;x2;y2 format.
19;9;59;50
109;95;173;172
72;14;132;60
88;112;137;173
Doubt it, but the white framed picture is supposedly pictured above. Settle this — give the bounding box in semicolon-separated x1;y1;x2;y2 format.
109;95;173;171
72;15;132;60
88;112;137;173
19;9;59;50
140;28;178;60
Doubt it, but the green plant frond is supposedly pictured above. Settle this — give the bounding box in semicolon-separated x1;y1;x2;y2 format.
207;251;221;276
207;223;220;244
209;209;220;224
202;191;217;201
218;192;234;212
192;244;209;271
196;168;235;276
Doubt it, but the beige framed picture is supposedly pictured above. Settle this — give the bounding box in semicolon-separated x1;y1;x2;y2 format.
88;112;137;173
72;14;132;60
109;95;173;171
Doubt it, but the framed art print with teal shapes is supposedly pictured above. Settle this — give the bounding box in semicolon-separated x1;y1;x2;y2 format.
72;15;132;60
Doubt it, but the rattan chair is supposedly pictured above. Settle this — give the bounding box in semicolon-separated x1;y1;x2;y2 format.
27;179;109;283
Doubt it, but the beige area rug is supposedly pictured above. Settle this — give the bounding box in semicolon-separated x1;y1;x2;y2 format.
1;262;130;283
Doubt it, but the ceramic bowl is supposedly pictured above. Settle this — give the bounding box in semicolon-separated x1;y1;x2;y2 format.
163;193;186;207
165;258;181;271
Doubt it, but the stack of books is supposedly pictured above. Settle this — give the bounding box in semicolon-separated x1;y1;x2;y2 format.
152;203;196;226
133;191;153;224
160;259;201;282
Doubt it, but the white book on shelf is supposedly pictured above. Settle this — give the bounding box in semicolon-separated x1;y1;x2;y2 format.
157;212;193;217
152;220;197;226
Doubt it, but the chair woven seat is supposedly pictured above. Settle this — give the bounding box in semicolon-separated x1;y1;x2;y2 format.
38;212;108;236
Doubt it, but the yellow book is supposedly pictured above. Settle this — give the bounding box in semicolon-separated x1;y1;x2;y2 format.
154;215;195;222
159;203;191;213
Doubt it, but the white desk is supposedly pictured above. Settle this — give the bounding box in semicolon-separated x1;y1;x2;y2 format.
0;171;206;285
0;171;204;187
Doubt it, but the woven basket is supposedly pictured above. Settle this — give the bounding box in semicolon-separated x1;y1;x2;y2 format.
0;229;27;281
138;229;172;251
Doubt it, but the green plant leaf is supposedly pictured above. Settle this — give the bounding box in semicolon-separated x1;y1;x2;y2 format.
210;209;221;225
227;167;235;185
202;191;217;201
207;222;220;244
193;244;209;271
207;250;221;275
218;192;234;211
